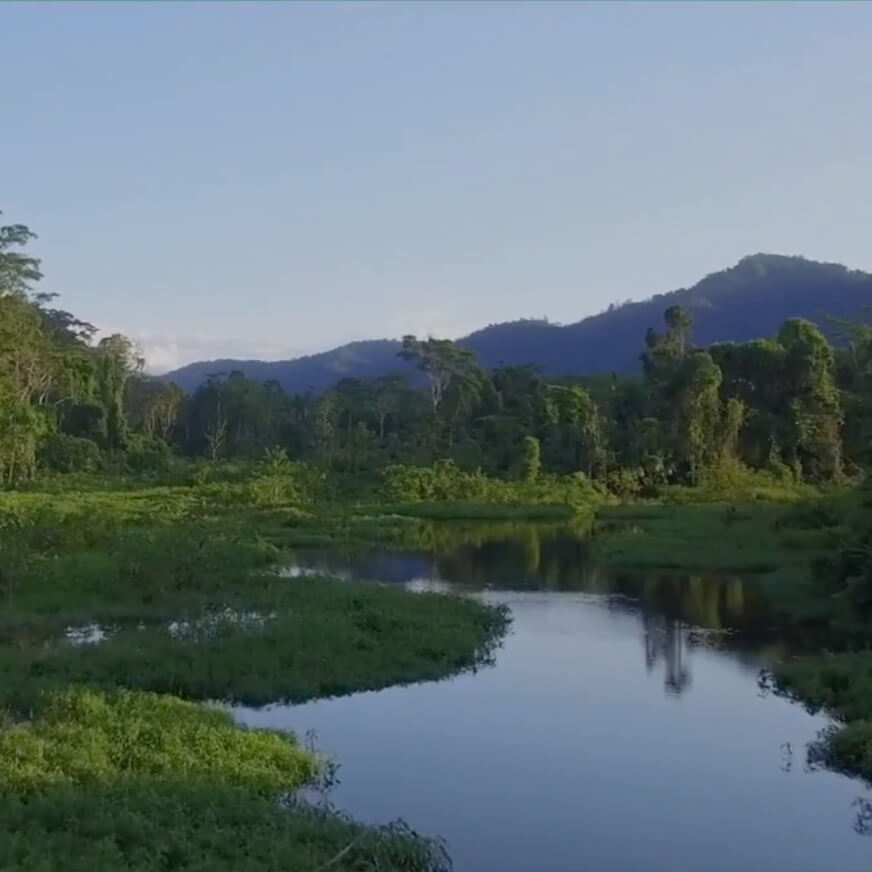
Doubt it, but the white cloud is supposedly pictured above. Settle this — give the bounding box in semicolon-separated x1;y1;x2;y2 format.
95;327;319;375
98;308;493;376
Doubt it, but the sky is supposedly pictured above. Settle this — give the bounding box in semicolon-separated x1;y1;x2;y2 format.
2;1;871;373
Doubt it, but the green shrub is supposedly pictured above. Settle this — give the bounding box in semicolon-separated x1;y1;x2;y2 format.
0;687;315;790
604;467;643;499
381;460;604;510
39;435;102;474
125;436;173;473
247;449;326;507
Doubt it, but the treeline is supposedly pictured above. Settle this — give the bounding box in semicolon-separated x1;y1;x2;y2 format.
2;211;869;495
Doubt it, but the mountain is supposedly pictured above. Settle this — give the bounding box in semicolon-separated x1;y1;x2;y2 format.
158;339;402;395
162;254;872;393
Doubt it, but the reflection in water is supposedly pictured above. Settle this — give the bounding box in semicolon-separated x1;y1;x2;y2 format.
853;797;872;836
643;614;691;696
285;522;781;700
266;521;872;871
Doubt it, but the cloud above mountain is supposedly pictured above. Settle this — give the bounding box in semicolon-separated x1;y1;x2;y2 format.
97;328;312;375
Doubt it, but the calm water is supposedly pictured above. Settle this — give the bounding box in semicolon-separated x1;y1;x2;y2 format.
236;525;872;871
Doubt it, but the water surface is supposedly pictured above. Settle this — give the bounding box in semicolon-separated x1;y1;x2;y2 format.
237;525;872;871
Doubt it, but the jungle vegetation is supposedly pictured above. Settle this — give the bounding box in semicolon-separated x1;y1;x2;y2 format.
5;209;872;866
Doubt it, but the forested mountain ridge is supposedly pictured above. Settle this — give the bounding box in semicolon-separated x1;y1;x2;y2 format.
163;254;872;392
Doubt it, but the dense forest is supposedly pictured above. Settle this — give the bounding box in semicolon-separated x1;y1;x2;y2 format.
9;211;872;868
2;210;871;498
164;253;872;393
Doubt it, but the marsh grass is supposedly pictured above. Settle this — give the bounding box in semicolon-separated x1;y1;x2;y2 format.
0;475;511;870
592;502;840;573
764;651;872;783
0;580;509;711
0;687;448;871
3;468;864;867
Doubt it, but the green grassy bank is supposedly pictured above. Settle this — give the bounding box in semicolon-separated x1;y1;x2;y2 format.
0;476;510;871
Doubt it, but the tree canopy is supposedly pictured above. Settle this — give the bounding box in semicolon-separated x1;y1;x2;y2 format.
0;208;866;493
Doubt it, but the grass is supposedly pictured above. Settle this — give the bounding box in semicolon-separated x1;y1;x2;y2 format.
587;488;872;793
590;495;868;633
0;781;448;872
0;578;508;711
592;501;843;573
765;651;872;783
4;464;869;865
0;687;447;871
0;474;512;870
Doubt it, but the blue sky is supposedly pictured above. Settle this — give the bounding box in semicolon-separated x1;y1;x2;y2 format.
2;1;871;372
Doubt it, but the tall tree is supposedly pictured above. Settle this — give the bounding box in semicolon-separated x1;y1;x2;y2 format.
95;334;142;451
0;215;42;298
778;318;843;480
398;336;481;415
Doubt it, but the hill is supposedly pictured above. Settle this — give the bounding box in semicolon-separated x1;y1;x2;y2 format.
162;254;872;393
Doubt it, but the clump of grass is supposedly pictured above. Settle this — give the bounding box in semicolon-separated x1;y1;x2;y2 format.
765;651;872;782
0;781;449;872
806;720;872;780
593;501;836;573
0;474;515;870
0;687;316;790
0;687;448;871
768;651;872;724
0;578;510;710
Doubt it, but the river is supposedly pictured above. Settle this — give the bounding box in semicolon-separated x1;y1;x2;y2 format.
235;523;872;871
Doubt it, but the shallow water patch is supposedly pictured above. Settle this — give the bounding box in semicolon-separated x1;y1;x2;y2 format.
63;623;113;645
167;607;278;640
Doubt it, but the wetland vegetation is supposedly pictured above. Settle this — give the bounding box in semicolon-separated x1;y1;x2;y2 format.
5;209;872;868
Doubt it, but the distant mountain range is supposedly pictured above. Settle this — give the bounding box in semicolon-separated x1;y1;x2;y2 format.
162;254;872;393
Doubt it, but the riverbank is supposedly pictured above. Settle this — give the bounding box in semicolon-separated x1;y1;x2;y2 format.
591;491;872;787
6;465;872;866
0;477;510;870
0;687;450;871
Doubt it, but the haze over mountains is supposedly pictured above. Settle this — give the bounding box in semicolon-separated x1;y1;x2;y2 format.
162;254;872;393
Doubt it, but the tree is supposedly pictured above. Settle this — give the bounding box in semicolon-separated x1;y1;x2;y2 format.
398;336;481;414
664;305;694;357
669;351;722;483
372;373;407;441
0;216;42;298
95;334;143;451
718;397;747;462
642;306;693;383
520;435;541;483
543;384;606;477
778;318;843;481
147;383;184;442
312;391;338;465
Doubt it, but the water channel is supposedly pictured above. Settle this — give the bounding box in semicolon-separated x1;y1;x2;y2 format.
235;524;872;871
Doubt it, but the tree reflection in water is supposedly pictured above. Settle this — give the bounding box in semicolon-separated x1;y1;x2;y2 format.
288;521;783;700
853;797;872;836
284;522;872;842
642;613;691;696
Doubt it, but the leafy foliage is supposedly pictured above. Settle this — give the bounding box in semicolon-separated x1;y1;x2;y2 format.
0;687;448;871
0;208;865;503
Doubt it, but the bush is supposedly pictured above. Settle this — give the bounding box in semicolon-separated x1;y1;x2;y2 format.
381;460;605;510
604;467;643;499
125;436;173;473
39;435;102;474
247;449;326;507
662;459;814;504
